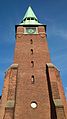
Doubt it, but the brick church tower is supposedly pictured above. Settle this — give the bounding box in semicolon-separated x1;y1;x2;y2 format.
0;6;67;119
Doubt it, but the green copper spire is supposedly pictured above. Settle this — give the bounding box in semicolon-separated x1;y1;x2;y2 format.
20;6;42;25
23;6;38;20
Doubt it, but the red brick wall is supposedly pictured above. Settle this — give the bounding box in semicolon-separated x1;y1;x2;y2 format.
3;109;14;119
14;25;51;119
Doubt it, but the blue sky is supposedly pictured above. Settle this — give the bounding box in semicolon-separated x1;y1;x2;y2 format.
0;0;67;99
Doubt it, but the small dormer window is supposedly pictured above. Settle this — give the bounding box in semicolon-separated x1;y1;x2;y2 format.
31;18;34;20
27;18;30;20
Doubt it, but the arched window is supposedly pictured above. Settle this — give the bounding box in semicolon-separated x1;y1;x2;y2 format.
30;39;33;44
31;75;35;84
31;61;34;67
31;49;33;54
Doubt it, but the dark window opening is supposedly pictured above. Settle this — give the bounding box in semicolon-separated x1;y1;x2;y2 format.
35;18;37;21
30;39;33;44
23;18;26;21
31;75;35;84
31;49;33;54
27;18;30;20
31;18;34;20
31;61;34;67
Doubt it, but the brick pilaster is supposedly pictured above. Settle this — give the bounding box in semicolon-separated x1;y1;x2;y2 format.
46;63;66;119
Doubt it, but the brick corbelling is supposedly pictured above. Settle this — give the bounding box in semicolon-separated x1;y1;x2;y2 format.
38;26;46;33
16;26;24;33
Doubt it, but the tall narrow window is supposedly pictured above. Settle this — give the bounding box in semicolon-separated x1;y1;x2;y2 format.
31;61;34;67
31;49;33;55
30;39;33;44
31;75;35;84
